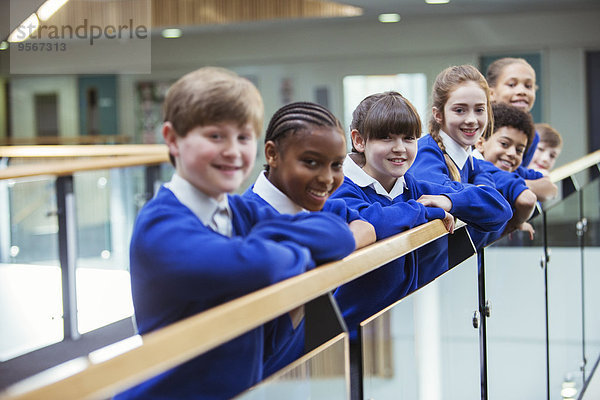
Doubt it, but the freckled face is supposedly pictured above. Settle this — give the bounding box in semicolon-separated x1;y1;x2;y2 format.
477;127;528;172
435;81;488;150
266;126;347;211
490;62;537;112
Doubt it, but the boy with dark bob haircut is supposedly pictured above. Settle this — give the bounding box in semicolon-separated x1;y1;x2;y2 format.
115;67;356;400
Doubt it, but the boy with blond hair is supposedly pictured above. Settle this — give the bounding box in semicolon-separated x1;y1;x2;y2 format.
115;67;356;399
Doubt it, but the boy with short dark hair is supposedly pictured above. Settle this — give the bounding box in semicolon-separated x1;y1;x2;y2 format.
115;67;356;400
475;103;557;238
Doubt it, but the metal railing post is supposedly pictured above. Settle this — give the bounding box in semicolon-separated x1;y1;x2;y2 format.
56;175;80;341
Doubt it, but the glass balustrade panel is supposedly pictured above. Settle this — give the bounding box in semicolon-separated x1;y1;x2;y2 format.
484;211;547;400
236;333;349;399
73;167;146;334
581;177;600;380
545;187;584;399
361;254;480;399
0;177;63;361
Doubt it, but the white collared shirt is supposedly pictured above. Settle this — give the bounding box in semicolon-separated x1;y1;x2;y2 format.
164;173;233;236
472;148;485;160
439;130;474;171
252;171;307;215
343;154;407;201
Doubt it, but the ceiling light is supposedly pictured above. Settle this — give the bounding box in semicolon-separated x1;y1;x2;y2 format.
37;0;70;21
161;28;182;39
8;13;40;43
378;13;401;23
0;41;8;51
426;0;450;4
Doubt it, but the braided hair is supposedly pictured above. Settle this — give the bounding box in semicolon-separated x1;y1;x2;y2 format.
429;65;493;181
264;102;344;171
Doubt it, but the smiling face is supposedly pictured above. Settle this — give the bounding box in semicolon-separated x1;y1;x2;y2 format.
490;62;537;112
352;130;417;192
164;121;257;201
476;126;528;172
434;81;489;150
531;142;562;173
266;125;346;211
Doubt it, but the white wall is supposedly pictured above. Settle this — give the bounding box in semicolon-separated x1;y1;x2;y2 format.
9;76;79;138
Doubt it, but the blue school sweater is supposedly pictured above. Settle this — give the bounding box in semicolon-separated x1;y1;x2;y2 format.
410;135;512;250
515;165;544;180
242;183;362;378
329;159;511;339
478;160;531;206
521;131;540;168
114;186;355;400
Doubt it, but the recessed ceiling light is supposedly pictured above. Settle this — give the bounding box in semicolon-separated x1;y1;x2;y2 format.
378;13;401;23
0;41;9;51
37;0;70;21
426;0;450;4
161;28;182;39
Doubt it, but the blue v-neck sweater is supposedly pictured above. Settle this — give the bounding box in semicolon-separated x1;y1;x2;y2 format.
114;186;355;400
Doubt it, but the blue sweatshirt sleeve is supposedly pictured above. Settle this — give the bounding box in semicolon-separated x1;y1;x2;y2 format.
407;174;508;232
410;136;512;232
477;160;529;206
515;165;544;180
330;178;446;240
132;203;310;303
230;195;356;265
129;189;320;336
471;158;498;187
322;198;363;223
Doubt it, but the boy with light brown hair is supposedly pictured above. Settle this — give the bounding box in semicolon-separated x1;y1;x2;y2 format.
115;67;356;400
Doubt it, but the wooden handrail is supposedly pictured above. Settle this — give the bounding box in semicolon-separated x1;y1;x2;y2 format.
549;149;600;183
0;219;462;400
0;144;168;158
1;148;599;400
0;154;169;180
0;135;132;146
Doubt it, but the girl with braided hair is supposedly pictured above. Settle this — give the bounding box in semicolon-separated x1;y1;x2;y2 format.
242;101;376;378
410;64;514;252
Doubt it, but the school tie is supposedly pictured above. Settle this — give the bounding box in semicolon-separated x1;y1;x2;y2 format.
209;205;232;237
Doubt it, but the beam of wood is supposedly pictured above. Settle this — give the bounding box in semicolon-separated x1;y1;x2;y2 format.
549;149;600;183
0;135;132;145
0;144;168;158
0;220;463;400
0;154;169;180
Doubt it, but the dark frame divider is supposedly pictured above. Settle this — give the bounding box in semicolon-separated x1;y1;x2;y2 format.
304;292;347;353
56;175;79;342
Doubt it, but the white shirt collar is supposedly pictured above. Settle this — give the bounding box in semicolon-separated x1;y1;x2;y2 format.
439;130;474;170
164;173;232;230
252;171;307;215
472;148;485;160
343;154;406;201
